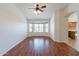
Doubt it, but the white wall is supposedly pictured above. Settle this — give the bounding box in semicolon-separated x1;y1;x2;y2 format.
28;19;49;24
64;3;79;36
28;32;49;37
50;13;55;40
0;4;27;55
64;3;79;51
54;10;68;42
64;4;79;15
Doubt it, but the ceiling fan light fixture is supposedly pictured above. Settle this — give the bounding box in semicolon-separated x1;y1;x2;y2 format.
34;10;42;15
29;4;46;15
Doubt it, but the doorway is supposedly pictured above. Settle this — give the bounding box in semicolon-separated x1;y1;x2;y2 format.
68;12;78;40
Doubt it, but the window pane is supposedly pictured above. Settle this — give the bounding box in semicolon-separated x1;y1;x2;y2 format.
29;24;32;32
29;23;49;33
34;24;39;32
45;24;48;32
39;24;43;32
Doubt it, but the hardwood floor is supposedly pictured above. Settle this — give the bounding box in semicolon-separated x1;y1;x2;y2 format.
4;36;79;56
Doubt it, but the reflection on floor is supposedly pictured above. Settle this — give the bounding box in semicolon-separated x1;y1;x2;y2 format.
4;36;79;56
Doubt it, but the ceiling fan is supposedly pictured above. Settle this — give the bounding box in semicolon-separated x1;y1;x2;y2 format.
28;4;46;15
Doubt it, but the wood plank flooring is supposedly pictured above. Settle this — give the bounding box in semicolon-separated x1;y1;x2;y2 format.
4;36;79;56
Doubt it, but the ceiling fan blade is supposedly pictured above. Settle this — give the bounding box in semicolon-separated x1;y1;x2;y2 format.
41;5;46;8
39;9;43;12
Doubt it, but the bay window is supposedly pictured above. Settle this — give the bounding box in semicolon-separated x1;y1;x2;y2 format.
29;23;49;32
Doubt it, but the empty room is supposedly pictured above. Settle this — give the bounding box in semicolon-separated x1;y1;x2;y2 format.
0;3;79;56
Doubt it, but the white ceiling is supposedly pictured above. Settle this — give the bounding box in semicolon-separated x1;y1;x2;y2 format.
16;3;69;20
